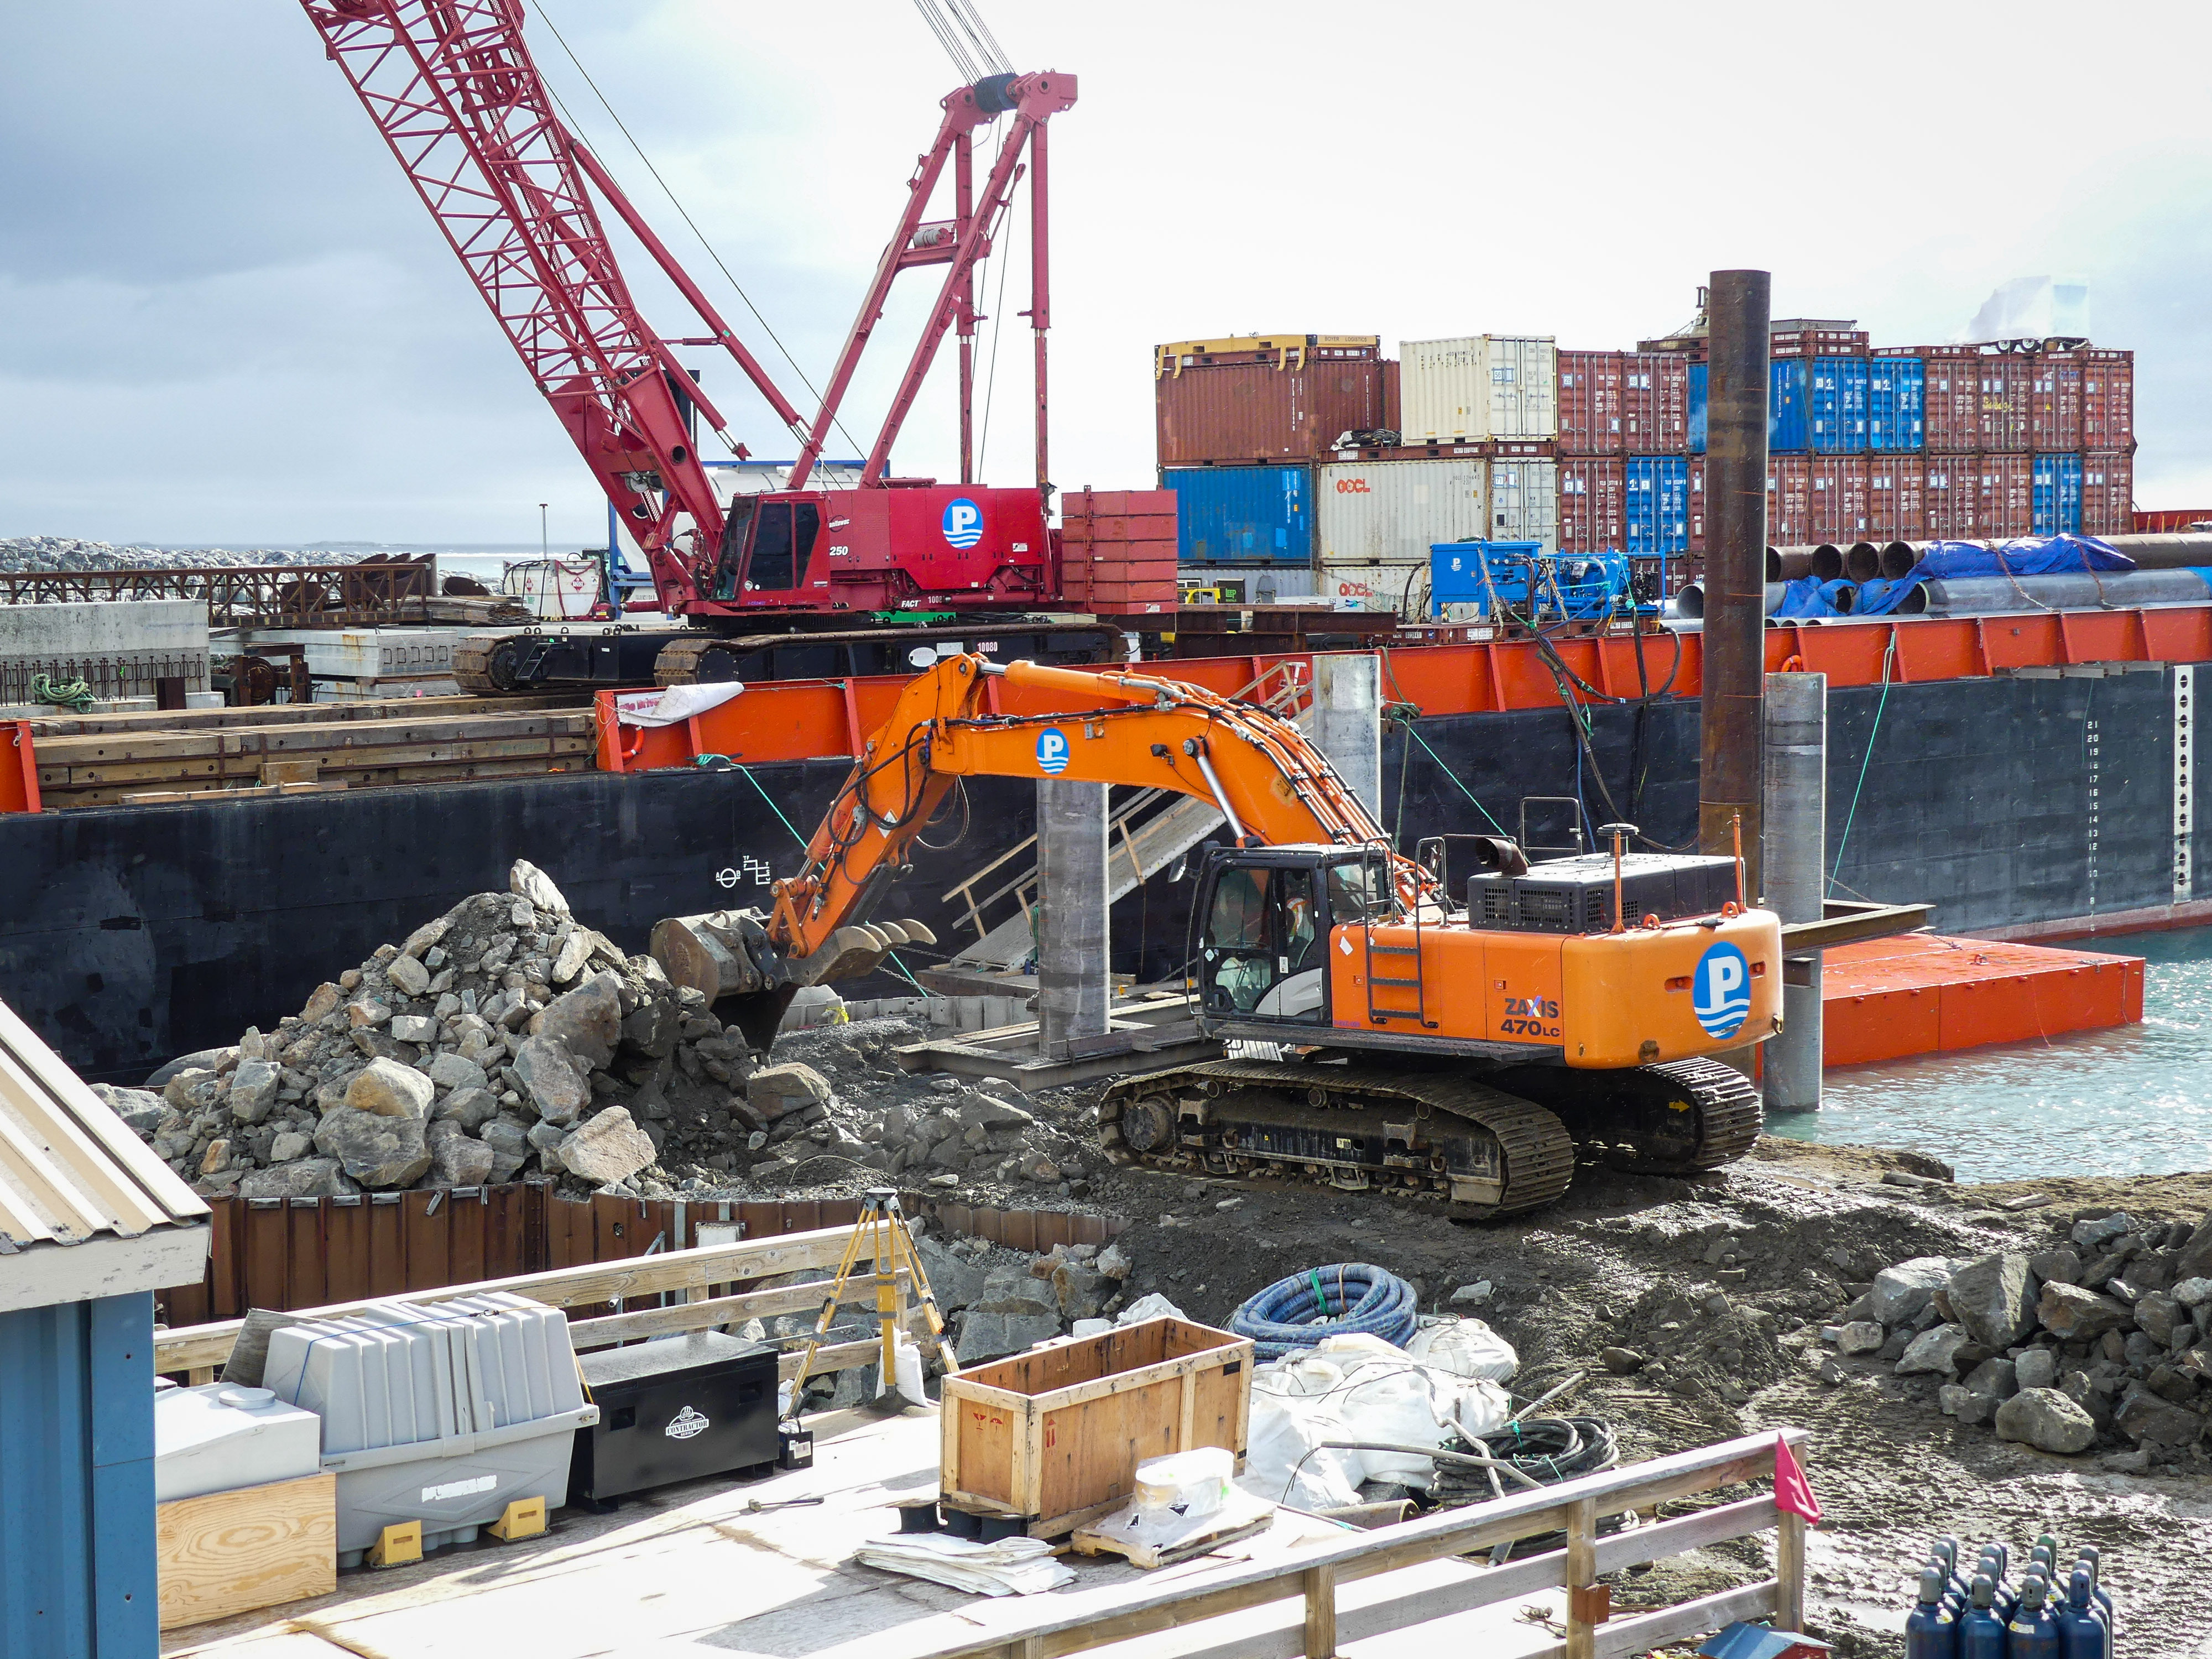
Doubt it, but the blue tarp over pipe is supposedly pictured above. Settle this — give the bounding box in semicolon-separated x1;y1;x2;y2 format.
1774;535;2137;619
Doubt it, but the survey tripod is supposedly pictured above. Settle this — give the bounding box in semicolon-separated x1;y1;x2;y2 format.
786;1189;953;1407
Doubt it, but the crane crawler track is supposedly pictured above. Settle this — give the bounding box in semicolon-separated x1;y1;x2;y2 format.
1489;1054;1764;1175
1099;1059;1577;1222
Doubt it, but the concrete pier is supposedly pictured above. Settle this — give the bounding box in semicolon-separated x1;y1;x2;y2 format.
1312;652;1383;818
1035;778;1109;1053
1762;671;1827;1113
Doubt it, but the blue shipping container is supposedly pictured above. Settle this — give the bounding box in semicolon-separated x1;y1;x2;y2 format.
1165;466;1311;565
2032;453;2084;535
1867;357;1925;452
1806;357;1870;453
1624;456;1690;555
1770;360;1808;452
1688;362;1707;454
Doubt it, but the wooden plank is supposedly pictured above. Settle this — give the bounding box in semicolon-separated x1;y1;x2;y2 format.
23;692;583;737
1590;1496;1777;1577
1593;1580;1778;1659
1302;1564;1335;1659
564;1273;910;1349
156;1472;335;1631
1775;1511;1806;1631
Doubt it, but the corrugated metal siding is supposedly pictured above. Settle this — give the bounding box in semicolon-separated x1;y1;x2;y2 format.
2084;451;2133;535
1319;560;1427;615
1768;456;1813;545
1687;361;1708;455
2030;352;2084;451
0;1292;159;1659
1488;460;1559;552
1622;353;1688;454
1923;456;1970;539
1557;350;1623;455
1155;361;1387;465
1165;466;1312;565
1401;336;1558;441
1314;458;1488;564
1973;455;2034;536
1806;356;1867;453
1867;356;1925;452
1809;455;1872;543
1558;457;1626;554
0;998;206;1253
2032;454;2085;535
1770;360;1809;452
1919;348;1980;452
1624;457;1689;556
1975;356;2032;453
1867;458;1927;542
2081;351;2134;451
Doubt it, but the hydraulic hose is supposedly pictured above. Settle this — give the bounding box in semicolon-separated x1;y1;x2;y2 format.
1229;1264;1419;1360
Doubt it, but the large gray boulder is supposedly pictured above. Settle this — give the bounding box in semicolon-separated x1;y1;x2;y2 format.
2171;1209;2212;1284
556;1107;656;1186
2037;1281;2134;1340
227;1058;281;1125
1896;1323;1972;1376
510;859;571;916
91;1084;168;1134
424;1051;489;1094
529;970;622;1068
2135;1291;2184;1345
1869;1258;1959;1326
955;1310;1062;1363
238;1157;358;1200
479;1118;532;1182
434;1086;500;1133
429;1130;496;1188
346;1056;434;1120
2115;1384;2205;1451
312;1107;431;1189
747;1062;833;1122
1948;1253;2037;1349
512;1035;589;1125
387;954;432;998
1994;1388;2097;1454
912;1235;989;1311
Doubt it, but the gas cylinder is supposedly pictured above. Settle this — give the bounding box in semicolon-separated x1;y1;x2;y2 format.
1961;1575;2008;1659
2073;1549;2115;1635
2007;1574;2062;1659
2057;1569;2109;1659
1908;1566;1961;1658
1977;1550;2015;1619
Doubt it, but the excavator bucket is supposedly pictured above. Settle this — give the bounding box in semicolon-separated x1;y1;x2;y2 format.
649;909;937;1055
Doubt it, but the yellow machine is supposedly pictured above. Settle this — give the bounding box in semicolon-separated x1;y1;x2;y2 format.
712;654;1782;1218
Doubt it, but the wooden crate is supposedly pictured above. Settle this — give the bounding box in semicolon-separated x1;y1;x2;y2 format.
156;1472;336;1631
940;1317;1253;1538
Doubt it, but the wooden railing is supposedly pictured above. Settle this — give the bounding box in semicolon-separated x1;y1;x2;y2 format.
829;1427;1809;1659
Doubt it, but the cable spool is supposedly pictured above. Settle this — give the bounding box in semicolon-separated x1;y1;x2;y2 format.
1228;1264;1418;1360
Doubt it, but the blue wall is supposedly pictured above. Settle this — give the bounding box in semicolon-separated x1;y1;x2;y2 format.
1165;466;1312;565
1625;456;1690;555
1868;357;1926;452
1806;357;1870;453
2033;454;2084;536
0;1293;158;1659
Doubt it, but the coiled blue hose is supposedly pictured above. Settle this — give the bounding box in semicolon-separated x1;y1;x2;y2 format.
1229;1263;1420;1360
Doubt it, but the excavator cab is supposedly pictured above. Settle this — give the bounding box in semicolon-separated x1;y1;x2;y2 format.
1191;846;1396;1027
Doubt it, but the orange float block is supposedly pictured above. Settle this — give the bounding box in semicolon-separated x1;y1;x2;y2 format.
1821;934;2144;1066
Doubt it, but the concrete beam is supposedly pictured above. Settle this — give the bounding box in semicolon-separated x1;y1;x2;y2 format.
1761;671;1826;1114
1312;653;1383;819
1035;778;1109;1053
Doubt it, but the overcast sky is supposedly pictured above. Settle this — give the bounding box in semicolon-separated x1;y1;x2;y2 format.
3;1;2208;548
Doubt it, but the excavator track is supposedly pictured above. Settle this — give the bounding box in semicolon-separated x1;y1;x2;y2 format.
453;633;522;693
1488;1055;1764;1175
1098;1060;1578;1222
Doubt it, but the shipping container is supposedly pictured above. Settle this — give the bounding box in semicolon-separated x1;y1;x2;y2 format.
1313;457;1489;564
1688;361;1707;454
2029;351;2084;451
1916;347;1981;452
1974;354;2032;453
1770;322;1870;356
1382;358;1401;435
2081;351;2135;451
2083;451;2134;536
1922;456;1970;540
1624;456;1689;556
1319;559;1428;616
1867;356;1924;452
1558;457;1627;555
1400;336;1559;441
1177;564;1317;603
1809;453;1872;543
1866;457;1927;542
1155;335;1380;371
1807;356;1870;453
1557;350;1624;455
1687;457;1705;555
1155;359;1389;466
1768;456;1813;545
1622;353;1689;453
1770;359;1809;452
1164;465;1311;565
1487;458;1559;552
1971;455;2033;537
2031;453;2084;536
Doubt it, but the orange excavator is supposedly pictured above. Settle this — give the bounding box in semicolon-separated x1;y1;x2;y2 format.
669;654;1783;1218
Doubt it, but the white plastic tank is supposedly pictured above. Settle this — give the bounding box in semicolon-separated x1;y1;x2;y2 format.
154;1383;324;1503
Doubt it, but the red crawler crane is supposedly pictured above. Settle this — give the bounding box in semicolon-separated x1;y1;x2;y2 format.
299;0;1078;687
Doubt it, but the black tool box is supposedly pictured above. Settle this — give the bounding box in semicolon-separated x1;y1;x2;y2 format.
570;1332;779;1505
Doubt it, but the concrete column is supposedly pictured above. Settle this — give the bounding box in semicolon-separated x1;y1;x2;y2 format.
1035;778;1109;1053
1762;672;1827;1113
1312;653;1383;820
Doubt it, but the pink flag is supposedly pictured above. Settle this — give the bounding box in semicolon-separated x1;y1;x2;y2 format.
1773;1434;1822;1525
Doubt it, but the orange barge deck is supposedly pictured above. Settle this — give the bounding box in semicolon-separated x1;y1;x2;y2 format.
1821;934;2145;1066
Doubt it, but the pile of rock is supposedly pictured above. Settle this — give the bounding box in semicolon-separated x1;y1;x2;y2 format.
911;1232;1131;1361
1826;1208;2212;1467
0;536;343;572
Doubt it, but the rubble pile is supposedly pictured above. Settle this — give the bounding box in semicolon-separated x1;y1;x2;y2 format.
1;536;343;572
102;860;1112;1204
1829;1209;2212;1467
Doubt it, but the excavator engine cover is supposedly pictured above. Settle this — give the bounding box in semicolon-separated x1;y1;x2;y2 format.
1467;852;1741;935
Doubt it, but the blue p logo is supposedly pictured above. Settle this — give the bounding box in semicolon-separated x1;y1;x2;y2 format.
1692;942;1751;1039
942;497;983;549
1035;728;1070;775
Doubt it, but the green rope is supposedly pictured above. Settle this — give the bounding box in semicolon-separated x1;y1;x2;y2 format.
1828;632;1897;896
31;673;96;713
696;753;927;995
1398;721;1510;837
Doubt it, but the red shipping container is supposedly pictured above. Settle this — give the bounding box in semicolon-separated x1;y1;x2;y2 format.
1557;351;1625;456
1809;455;1872;544
1913;347;1981;452
2081;351;2134;451
1922;456;1971;540
1383;358;1401;435
1155;359;1389;465
1622;353;1688;454
1866;457;1927;542
2084;451;2133;535
1767;456;1812;546
1969;455;2033;537
1771;327;1870;357
2028;351;2083;452
1974;354;2031;453
1687;458;1705;555
1557;457;1626;554
1065;488;1175;517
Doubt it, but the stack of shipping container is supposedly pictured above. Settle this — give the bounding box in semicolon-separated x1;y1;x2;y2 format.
1157;333;1559;614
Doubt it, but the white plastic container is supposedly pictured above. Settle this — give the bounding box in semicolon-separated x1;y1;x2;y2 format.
153;1383;324;1503
1400;336;1558;440
1314;458;1489;565
1134;1446;1234;1518
263;1291;596;1563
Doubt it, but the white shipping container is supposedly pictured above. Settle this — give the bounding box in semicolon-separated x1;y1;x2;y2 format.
1319;560;1428;616
1488;459;1560;553
1314;458;1488;565
1400;336;1559;440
